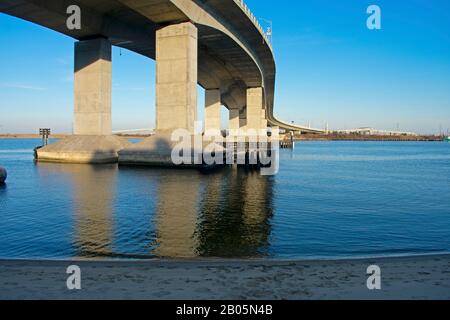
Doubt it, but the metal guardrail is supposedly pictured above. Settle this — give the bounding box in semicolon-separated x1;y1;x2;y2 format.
234;0;272;49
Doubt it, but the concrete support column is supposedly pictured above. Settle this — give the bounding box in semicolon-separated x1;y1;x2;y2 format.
229;109;240;131
246;87;264;131
261;108;268;129
270;125;280;142
156;22;198;133
37;38;130;164
74;38;112;135
205;89;221;132
239;108;247;129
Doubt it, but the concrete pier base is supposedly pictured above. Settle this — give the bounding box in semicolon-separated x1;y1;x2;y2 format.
36;135;131;164
118;133;225;168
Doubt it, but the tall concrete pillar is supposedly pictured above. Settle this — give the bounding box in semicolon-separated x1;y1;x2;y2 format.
74;38;112;135
205;89;221;132
229;108;240;131
118;22;203;166
246;87;264;131
240;107;247;129
156;22;198;133
261;108;268;129
37;38;130;164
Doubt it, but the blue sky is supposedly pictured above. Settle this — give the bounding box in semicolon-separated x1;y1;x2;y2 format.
0;0;449;134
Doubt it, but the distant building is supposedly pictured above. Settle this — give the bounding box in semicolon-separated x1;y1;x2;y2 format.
336;127;417;136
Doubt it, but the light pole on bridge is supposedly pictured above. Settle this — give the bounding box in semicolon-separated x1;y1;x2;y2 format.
259;18;273;44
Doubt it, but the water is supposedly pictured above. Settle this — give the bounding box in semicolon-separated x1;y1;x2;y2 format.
0;138;449;260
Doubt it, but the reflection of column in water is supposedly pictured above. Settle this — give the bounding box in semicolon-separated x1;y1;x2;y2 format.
197;168;274;258
242;171;269;225
38;163;117;258
241;171;273;250
199;169;224;220
73;165;117;257
153;171;201;258
195;169;234;257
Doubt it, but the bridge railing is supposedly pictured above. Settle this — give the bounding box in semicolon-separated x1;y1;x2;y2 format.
234;0;272;49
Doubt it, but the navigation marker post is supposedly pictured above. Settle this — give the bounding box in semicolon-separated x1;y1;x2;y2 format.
39;128;51;146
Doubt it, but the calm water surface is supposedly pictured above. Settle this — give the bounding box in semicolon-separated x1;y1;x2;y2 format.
0;138;449;260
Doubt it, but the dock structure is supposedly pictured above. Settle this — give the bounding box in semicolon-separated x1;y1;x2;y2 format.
223;140;275;167
280;140;295;149
279;131;295;149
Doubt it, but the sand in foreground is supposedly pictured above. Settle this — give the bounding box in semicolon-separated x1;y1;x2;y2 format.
0;255;449;300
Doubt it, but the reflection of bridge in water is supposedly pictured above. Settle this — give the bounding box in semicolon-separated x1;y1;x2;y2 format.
36;163;274;259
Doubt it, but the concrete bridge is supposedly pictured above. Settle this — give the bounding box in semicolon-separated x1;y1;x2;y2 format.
1;0;324;164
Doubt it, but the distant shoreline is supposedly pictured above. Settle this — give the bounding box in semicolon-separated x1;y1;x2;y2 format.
294;134;443;142
0;134;68;139
0;134;151;139
0;133;444;142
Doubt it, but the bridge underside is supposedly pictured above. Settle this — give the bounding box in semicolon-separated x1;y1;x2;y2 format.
1;0;323;164
1;0;264;110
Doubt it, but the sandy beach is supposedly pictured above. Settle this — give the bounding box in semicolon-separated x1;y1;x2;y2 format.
0;254;449;300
